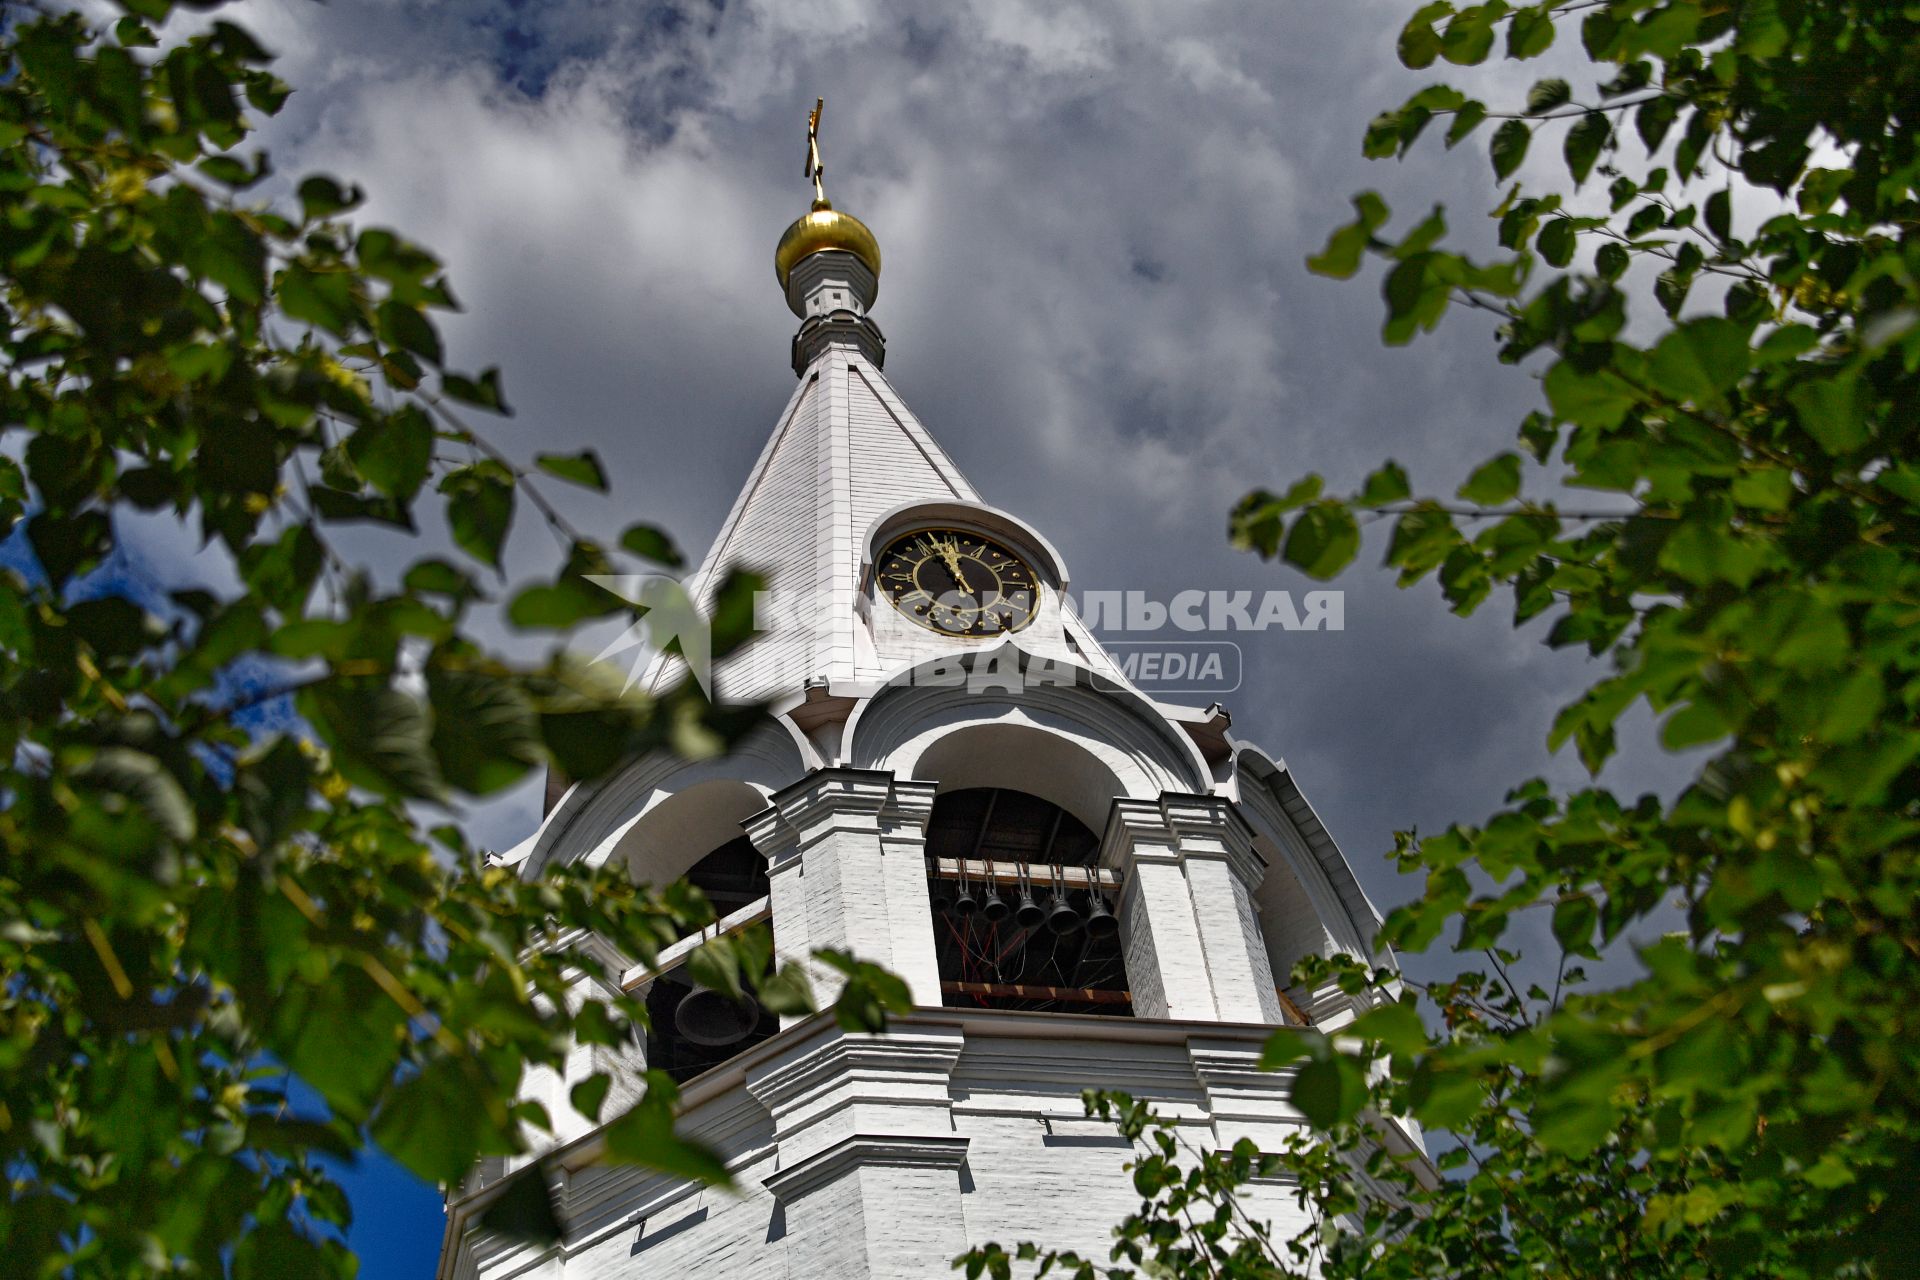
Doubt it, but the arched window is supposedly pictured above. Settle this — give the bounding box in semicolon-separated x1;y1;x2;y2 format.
923;788;1130;1016
645;835;780;1082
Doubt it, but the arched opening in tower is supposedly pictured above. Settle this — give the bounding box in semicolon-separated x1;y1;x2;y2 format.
923;787;1132;1016
644;834;782;1082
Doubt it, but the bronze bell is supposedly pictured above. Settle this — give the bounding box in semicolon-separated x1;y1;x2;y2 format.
1047;891;1083;935
1085;892;1119;939
1014;886;1046;929
981;886;1011;922
674;984;761;1047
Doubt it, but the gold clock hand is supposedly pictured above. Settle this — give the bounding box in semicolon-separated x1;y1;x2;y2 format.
935;538;972;594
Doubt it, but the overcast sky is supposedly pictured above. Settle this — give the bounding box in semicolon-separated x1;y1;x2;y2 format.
117;1;1689;1270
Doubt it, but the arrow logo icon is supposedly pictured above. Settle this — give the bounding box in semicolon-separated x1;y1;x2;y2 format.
584;574;715;699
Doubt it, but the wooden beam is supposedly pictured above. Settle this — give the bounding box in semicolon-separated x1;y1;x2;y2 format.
941;980;1132;1006
620;896;771;992
927;858;1121;891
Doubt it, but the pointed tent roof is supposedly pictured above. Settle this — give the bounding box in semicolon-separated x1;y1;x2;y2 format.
647;344;981;703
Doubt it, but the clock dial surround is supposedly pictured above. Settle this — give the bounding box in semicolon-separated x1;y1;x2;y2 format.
876;528;1041;637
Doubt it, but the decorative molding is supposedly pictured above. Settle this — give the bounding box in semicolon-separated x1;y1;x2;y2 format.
745;1024;966;1122
770;767;895;847
844;651;1211;801
762;1133;970;1201
521;723;808;879
1101;794;1264;886
881;778;938;835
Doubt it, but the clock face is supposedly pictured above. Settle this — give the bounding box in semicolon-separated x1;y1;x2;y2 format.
876;529;1040;637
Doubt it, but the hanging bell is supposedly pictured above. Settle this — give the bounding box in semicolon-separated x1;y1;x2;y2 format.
1014;885;1046;928
1084;892;1118;938
1047;890;1084;935
674;984;761;1047
930;884;953;913
952;884;980;917
981;885;1011;922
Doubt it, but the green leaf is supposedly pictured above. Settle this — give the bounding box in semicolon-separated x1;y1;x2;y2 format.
443;367;511;414
78;748;196;843
372;1058;495;1187
1359;461;1412;505
1595;241;1629;281
1729;468;1792;512
278;263;361;335
1551;893;1600;957
1282;503;1361;579
346;407;433;500
1291;1053;1367;1128
1347;1002;1429;1056
1564;112;1611;186
1645;319;1751;415
1444;100;1487;147
535;450;608;492
1789;372;1866;455
819;949;914;1032
1396;2;1453;69
1307;192;1389;279
299;679;444;800
1458;453;1521;505
1260;1030;1320;1070
1536;217;1576;267
428;668;541;796
1507;5;1556;58
438;461;515;568
1704;188;1732;241
1491;119;1531;180
297;175;364;220
570;1074;613;1124
602;1076;732;1184
375;299;444;366
1525;78;1570;115
619;524;684;567
472;1164;562;1245
1544;359;1636;428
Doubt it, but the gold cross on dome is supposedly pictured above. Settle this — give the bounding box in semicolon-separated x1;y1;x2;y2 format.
805;97;828;208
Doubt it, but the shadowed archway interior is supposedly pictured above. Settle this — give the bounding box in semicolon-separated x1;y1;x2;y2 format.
924;787;1129;1016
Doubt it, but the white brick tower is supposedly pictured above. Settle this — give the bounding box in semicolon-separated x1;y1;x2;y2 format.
439;102;1424;1280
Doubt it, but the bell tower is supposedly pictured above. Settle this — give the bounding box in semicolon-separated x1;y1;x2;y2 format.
439;102;1425;1280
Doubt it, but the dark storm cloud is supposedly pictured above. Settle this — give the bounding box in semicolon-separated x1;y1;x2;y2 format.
211;0;1684;909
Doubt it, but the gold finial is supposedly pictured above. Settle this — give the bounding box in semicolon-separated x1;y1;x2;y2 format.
805;97;829;210
774;96;880;297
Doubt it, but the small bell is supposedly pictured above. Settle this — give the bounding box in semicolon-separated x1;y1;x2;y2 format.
1014;885;1046;928
674;985;762;1047
953;885;980;917
981;885;1011;922
1085;892;1118;938
1047;890;1083;935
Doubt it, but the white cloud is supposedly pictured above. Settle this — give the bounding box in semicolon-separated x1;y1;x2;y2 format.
116;0;1683;918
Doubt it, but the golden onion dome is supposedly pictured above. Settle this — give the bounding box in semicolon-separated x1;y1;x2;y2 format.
774;202;882;290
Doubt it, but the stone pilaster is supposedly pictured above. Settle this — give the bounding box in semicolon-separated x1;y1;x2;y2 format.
748;768;936;1012
743;802;814;1026
1188;1037;1306;1152
1102;800;1216;1021
1165;797;1286;1025
1101;795;1284;1025
748;1021;969;1279
879;780;942;1006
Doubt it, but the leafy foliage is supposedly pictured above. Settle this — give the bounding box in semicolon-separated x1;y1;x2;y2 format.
983;1;1920;1277
0;5;895;1276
